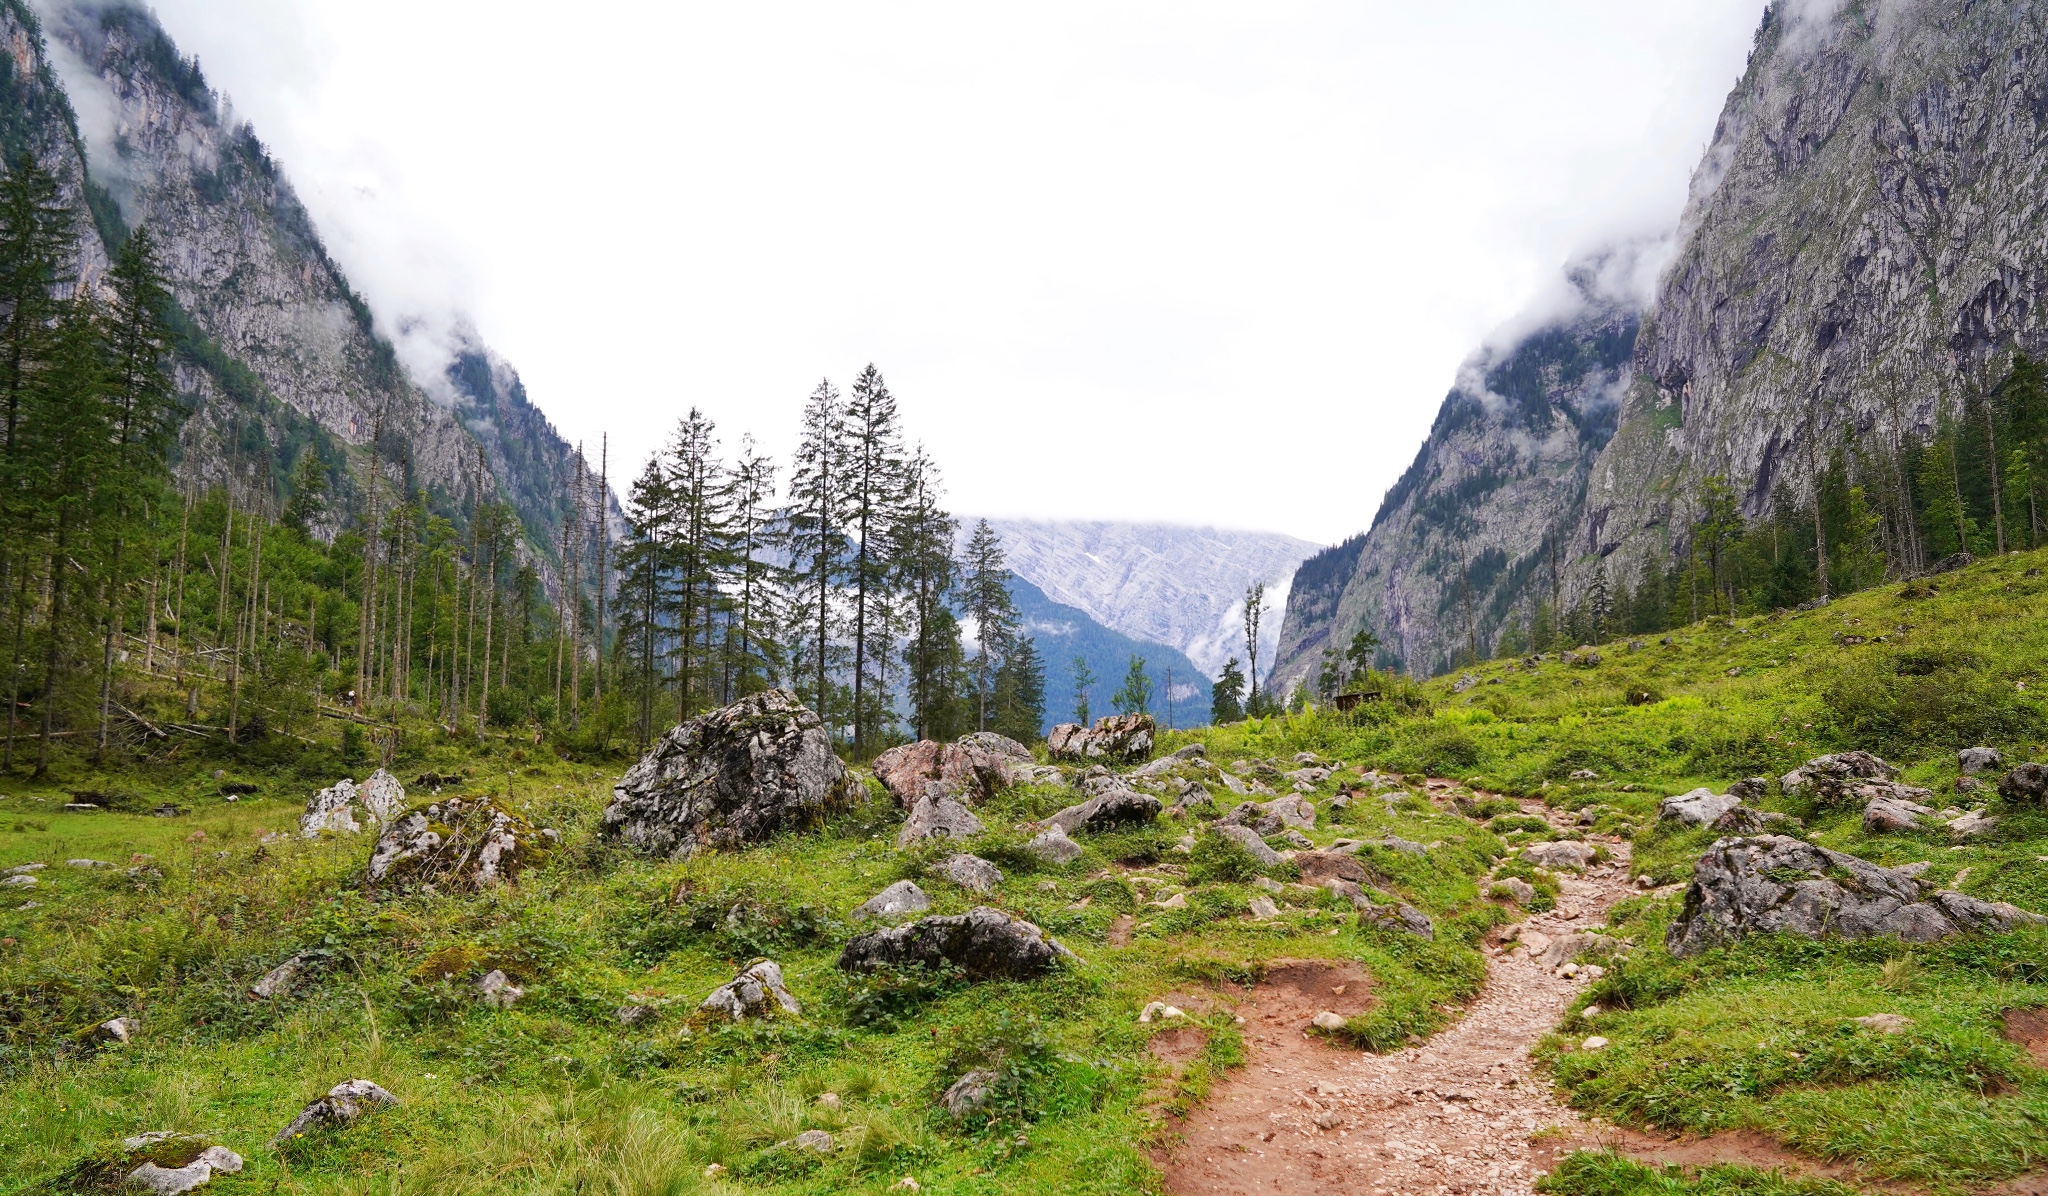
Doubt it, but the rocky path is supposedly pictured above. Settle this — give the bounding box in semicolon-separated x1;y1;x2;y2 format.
1162;799;1638;1196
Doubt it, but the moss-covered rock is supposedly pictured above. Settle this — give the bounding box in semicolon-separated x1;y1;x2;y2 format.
364;795;554;893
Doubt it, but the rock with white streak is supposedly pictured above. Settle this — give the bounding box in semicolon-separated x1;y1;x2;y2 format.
701;959;802;1020
273;1079;398;1145
853;880;932;922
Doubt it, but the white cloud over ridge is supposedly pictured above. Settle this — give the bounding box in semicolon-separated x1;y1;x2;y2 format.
126;0;1764;544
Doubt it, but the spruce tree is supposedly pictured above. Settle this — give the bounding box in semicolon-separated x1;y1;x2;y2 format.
992;635;1046;741
961;519;1018;731
1241;581;1266;713
784;379;846;723
1210;657;1245;724
1070;654;1097;726
841;365;908;752
1111;653;1153;716
897;448;963;741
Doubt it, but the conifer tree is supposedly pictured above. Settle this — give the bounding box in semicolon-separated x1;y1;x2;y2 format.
841;365;908;751
784;379;846;722
897;448;963;741
1070;654;1097;726
1210;657;1245;724
1111;653;1153;716
992;636;1046;741
961;519;1018;732
1241;581;1265;712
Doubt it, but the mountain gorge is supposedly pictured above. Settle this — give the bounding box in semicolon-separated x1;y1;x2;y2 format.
4;0;602;557
1277;0;2048;687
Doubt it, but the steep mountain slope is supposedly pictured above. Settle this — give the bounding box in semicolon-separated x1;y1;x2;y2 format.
9;0;599;554
976;519;1320;682
1010;575;1212;734
1582;0;2048;598
1269;260;1640;691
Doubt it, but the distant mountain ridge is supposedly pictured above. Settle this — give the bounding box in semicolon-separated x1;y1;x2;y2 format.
973;519;1321;683
1009;576;1211;735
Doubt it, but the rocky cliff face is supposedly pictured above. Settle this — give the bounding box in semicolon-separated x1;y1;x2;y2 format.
8;0;602;554
1269;267;1639;692
1583;0;2048;598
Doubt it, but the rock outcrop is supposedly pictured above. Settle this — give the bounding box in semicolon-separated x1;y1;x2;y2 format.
299;769;407;837
365;796;553;893
700;960;802;1020
1657;788;1742;828
1212;825;1283;868
896;794;985;849
871;734;1028;807
1042;788;1162;836
1666;835;2045;957
936;853;1004;894
274;1080;398;1145
1781;752;1897;808
838;907;1073;981
604;691;847;858
1046;714;1156;764
2000;763;2048;806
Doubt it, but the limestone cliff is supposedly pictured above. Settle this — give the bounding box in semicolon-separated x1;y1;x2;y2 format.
1584;0;2048;598
6;0;605;555
1269;265;1638;692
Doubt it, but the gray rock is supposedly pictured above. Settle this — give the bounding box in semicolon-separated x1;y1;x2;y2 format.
1493;877;1537;906
1247;894;1281;919
1958;747;2002;775
1863;790;1937;833
273;1079;398;1145
477;970;524;1008
366;795;552;893
853;880;932;922
1999;762;2048;805
1658;787;1742;828
871;737;1021;807
1213;824;1283;867
1521;840;1597;870
786;1129;836;1153
1452;673;1479;693
1220;795;1315;835
0;873;34;888
87;1015;139;1045
1666;835;2046;957
1025;826;1083;864
357;768;407;826
838;906;1074;981
936;853;1004;893
1044;788;1162;835
702;959;802;1020
250;954;311;1000
941;1069;997;1118
67;858;112;868
299;778;362;836
1780;752;1896;808
616;1003;658;1027
1;862;42;875
1376;835;1427;856
1295;850;1368;886
604;690;848;858
897;793;985;849
1727;777;1771;800
1359;901;1434;940
1928;552;1976;575
1046;714;1156;763
1948;810;1999;838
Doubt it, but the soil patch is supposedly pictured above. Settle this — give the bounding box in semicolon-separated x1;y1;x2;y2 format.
1109;914;1135;947
1149;1026;1211;1069
2003;1007;2048;1068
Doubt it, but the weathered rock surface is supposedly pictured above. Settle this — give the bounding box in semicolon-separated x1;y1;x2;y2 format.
300;779;363;837
1658;787;1742;828
2000;762;2048;806
120;1134;243;1195
896;794;985;849
273;1080;397;1145
871;736;1023;807
1212;824;1283;867
1863;790;1937;834
477;970;524;1008
1294;850;1369;886
1521;841;1597;870
853;880;932;922
1666;835;2045;957
250;954;312;1000
701;960;802;1020
940;1069;996;1119
366;796;552;893
1025;826;1083;864
1781;752;1897;807
605;691;846;858
936;853;1004;894
838;907;1073;981
1359;901;1435;940
1043;788;1162;835
86;1016;139;1046
1959;747;2002;775
1046;714;1156;764
1220;795;1316;835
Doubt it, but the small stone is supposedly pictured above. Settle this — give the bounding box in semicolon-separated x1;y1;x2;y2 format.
1521;841;1597;870
1853;1013;1915;1034
250;954;309;1000
815;1091;842;1110
1583;1005;1603;1019
889;1179;921;1192
941;1069;996;1118
852;880;932;922
788;1129;836;1153
937;852;1003;893
1492;877;1537;906
273;1079;398;1144
477;970;524;1008
701;959;802;1019
616;1003;657;1027
1213;824;1283;867
1247;895;1281;919
90;1016;139;1045
1958;746;2002;775
1252;876;1284;893
1581;1036;1609;1050
0;874;35;889
67;858;112;868
1312;1011;1347;1031
1148;892;1187;909
703;1163;726;1179
2;862;43;875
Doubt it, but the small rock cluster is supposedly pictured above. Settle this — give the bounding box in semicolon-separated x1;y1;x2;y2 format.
1046;714;1156;763
299;768;408;837
365;795;556;893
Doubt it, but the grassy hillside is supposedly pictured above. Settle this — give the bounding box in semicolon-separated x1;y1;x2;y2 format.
3;553;2047;1193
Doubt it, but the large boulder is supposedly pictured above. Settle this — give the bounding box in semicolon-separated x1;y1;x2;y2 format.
896;793;984;849
1521;840;1597;870
1043;788;1162;835
872;735;1025;808
1666;835;2045;957
1780;751;1897;808
1212;824;1283;867
1958;747;2002;775
1046;714;1156;764
838;907;1074;981
1025;826;1083;864
604;690;848;858
1999;762;2048;806
365;796;553;893
1658;788;1742;828
300;769;407;837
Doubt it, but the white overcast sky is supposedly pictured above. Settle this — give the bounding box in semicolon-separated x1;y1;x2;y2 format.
142;0;1765;545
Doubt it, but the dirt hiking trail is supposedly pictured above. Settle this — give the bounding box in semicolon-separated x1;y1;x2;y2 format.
1162;796;1635;1195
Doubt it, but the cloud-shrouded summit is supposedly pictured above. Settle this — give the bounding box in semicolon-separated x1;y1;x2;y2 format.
127;0;1763;545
